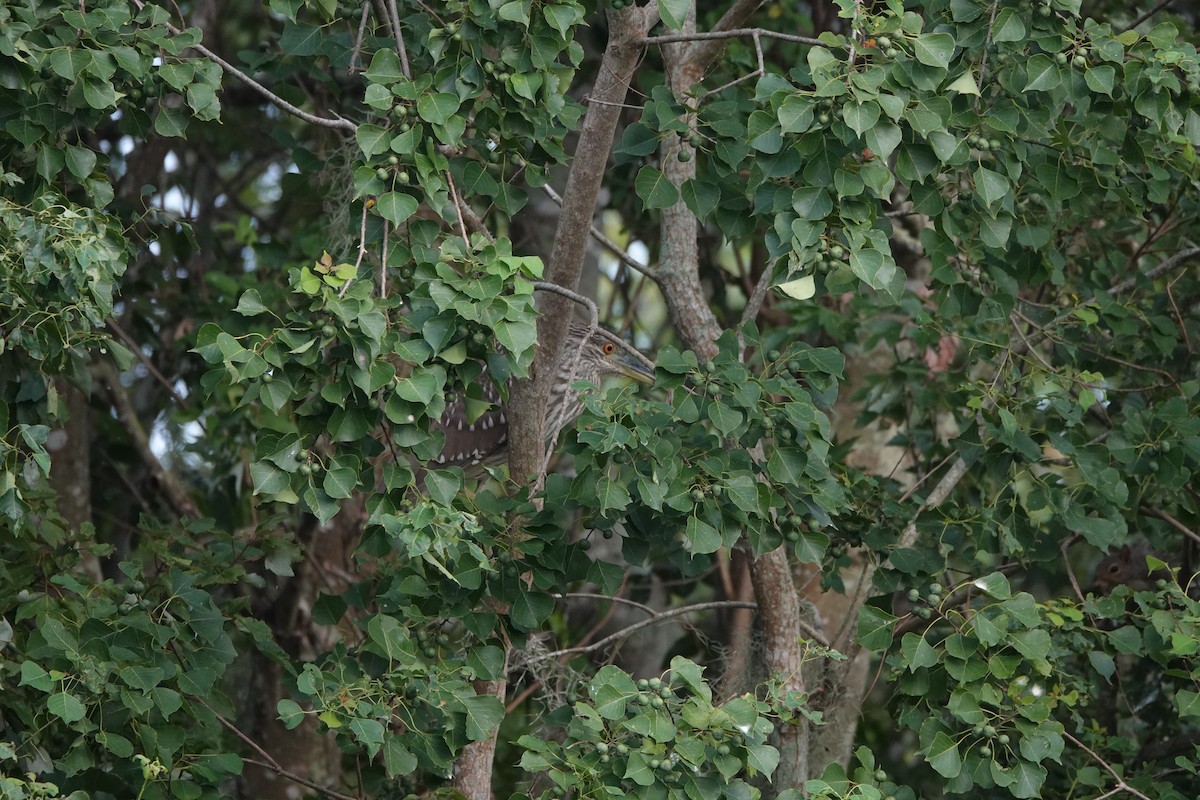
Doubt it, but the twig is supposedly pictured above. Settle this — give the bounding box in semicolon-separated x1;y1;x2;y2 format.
1107;246;1200;296
535;601;760;660
643;27;824;48
105;319;190;410
192;698;358;800
1061;534;1086;604
531;281;599;331
127;0;357;133
1140;505;1200;548
738;261;775;345
340;202;371;298
97;360;199;520
555;591;656;615
348;2;371;73
387;0;411;79
1122;0;1175;33
701;30;765;99
1063;731;1154;800
446;170;470;244
540;184;657;280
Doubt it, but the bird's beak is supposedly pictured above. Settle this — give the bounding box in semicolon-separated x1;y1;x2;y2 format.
616;353;656;385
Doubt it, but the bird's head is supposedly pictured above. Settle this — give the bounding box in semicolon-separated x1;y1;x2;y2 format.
570;324;656;385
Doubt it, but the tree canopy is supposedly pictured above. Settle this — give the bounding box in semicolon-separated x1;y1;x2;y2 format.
2;0;1200;799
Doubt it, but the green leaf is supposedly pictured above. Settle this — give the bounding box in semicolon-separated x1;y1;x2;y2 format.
1024;56;1061;92
778;95;815;134
1084;64;1115;96
277;699;305;729
974;166;1010;208
64;145;97;179
48;692;86;723
686;516;722;554
364;49;405;84
96;731;134;758
973;572;1011;599
856;605;896;650
417;93;461;125
913;33;955;69
234;289;269;317
635;166;679;210
322;465;356;499
791;187;833;220
510;591;554;630
842;101;880;137
383;735;418;776
461;694;505;741
349;717;385;757
945;71;980;96
992;9;1026;42
355;124;389;158
708;402;743;435
497;0;531;25
864;121;902;159
616;123;661;157
658;0;690;29
926;731;962;778
19;661;52;692
375;192;418;225
1176;689;1200;719
154;106;189;137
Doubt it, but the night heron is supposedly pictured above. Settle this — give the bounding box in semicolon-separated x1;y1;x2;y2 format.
431;323;655;469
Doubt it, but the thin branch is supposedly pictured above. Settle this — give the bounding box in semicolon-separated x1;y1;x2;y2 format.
531;281;599;330
536;601;760;660
701;30;765;99
1122;0;1176;33
555;591;657;616
339;202;371;298
643;27;824;48
348;2;371;73
446;170;470;243
193;698;358;800
540;184;657;280
738;261;775;339
1140;505;1200;548
1063;731;1154;800
97;360;199;520
387;0;410;78
126;0;357;133
1107;246;1200;296
105;319;191;410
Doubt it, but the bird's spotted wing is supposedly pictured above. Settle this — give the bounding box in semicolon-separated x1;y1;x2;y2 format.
430;376;510;467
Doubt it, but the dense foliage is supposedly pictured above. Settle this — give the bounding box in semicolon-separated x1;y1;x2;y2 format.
2;0;1199;799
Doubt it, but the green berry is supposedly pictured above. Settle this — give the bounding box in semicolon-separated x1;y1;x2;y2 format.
321;324;336;337
398;171;410;184
885;47;898;58
818;113;831;125
907;588;921;602
979;745;992;757
998;734;1010;745
877;36;892;49
984;725;997;737
1073;55;1086;68
676;150;692;162
375;168;390;181
875;769;888;782
1055;52;1068;65
716;744;731;756
596;742;609;754
690;489;706;502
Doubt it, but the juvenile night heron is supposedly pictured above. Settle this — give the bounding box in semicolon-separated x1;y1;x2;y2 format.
431;323;655;469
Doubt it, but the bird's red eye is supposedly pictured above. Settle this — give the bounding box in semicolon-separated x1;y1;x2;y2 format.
603;342;616;355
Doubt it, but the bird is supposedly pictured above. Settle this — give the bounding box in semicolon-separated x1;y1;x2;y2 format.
429;323;655;470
